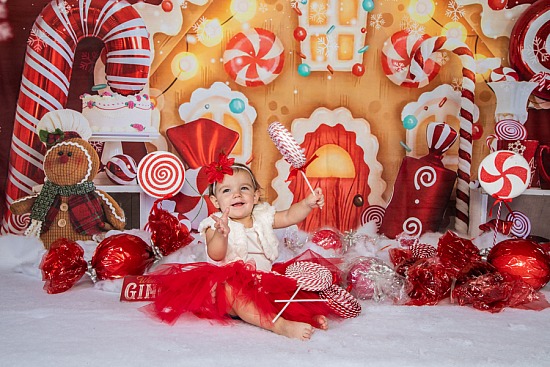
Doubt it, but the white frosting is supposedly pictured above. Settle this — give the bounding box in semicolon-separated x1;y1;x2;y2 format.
81;92;156;133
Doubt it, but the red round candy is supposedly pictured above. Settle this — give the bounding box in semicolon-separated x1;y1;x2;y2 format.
293;27;307;41
488;0;507;10
472;123;483;140
352;63;365;77
162;0;173;12
487;239;550;290
311;229;342;251
92;234;155;280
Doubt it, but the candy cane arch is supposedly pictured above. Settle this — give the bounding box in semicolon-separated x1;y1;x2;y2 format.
1;0;151;234
382;32;476;234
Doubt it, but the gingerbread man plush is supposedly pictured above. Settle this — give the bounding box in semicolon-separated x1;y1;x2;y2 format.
10;109;126;248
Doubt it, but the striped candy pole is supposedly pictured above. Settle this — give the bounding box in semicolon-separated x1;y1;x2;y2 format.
2;0;151;234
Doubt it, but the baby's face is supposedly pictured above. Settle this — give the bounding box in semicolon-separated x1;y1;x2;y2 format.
210;170;259;222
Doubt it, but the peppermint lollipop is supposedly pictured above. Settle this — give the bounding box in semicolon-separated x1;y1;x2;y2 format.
478;150;530;245
268;122;316;196
272;261;333;322
137;151;186;198
319;284;362;318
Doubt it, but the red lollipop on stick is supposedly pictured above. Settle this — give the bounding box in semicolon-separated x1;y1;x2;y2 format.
267;122;317;197
272;261;333;323
319;284;362;318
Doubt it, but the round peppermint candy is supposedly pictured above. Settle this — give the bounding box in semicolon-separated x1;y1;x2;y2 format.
478;150;531;200
105;154;137;185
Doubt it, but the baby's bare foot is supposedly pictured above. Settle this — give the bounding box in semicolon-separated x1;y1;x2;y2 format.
274;318;315;340
314;315;329;330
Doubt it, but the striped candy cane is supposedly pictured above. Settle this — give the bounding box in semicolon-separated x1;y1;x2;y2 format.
1;0;151;234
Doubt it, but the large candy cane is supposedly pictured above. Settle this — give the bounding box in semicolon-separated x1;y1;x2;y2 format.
382;32;475;234
1;0;151;234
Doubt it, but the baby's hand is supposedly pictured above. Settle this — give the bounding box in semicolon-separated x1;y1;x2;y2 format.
211;207;230;237
305;188;324;209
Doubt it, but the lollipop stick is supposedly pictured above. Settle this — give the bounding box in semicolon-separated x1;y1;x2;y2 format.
272;285;301;323
274;299;327;303
492;201;503;247
300;170;316;196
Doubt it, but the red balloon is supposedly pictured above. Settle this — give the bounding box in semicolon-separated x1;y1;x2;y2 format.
352;63;365;77
293;27;307;42
92;234;156;280
472;122;483;140
488;239;550;290
40;238;88;294
488;0;508;10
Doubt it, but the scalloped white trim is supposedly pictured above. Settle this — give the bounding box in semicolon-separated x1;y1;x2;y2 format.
24;219;42;237
12;193;39;204
96;191;125;223
44;141;93;183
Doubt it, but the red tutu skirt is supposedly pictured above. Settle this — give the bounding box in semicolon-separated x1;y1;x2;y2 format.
142;250;343;328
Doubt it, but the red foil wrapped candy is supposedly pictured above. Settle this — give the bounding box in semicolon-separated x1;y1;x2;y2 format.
147;199;194;257
40;234;155;294
406;257;454;306
487;239;550;290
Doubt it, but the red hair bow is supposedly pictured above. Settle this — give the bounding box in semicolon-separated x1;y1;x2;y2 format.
205;153;235;184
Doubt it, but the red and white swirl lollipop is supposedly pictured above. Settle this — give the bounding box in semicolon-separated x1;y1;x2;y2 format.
490;67;519;82
268;121;316;196
223;28;285;87
137;151;185;199
272;261;333;322
361;205;386;229
478;151;530;200
495;119;527;140
506;210;531;239
319;284;361;318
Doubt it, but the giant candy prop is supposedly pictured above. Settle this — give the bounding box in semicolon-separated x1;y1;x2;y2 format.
381;30;476;234
2;0;151;234
379;123;458;239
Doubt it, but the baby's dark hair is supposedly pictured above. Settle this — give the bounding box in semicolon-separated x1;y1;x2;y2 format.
208;163;261;196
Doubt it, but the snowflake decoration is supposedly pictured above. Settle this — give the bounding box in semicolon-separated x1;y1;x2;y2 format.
369;14;385;30
259;2;268;13
79;51;99;73
407;23;425;42
181;1;188;9
527;37;549;64
316;35;338;58
56;0;71;14
400;15;413;31
309;2;328;25
435;51;449;65
451;77;463;91
0;22;12;42
507;141;526;155
192;16;206;33
27;29;46;52
393;61;407;73
445;0;465;22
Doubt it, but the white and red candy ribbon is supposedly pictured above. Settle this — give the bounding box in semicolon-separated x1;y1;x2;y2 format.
2;0;151;234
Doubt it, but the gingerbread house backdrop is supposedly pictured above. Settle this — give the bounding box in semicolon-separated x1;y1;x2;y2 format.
0;0;549;237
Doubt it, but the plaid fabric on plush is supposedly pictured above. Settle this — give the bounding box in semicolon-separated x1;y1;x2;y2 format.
42;192;106;235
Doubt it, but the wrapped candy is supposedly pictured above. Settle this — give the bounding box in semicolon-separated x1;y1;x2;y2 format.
344;256;407;302
380;123;458;238
40;234;156;294
147;199;194;257
487;239;550;290
437;230;481;276
311;228;343;252
405;257;454;306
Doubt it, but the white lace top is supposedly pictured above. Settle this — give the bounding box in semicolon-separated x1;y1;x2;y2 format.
198;202;280;272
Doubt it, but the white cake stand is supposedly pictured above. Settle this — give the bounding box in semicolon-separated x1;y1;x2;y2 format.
89;131;161;165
